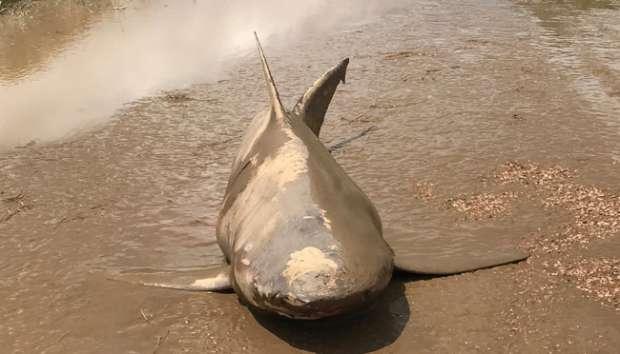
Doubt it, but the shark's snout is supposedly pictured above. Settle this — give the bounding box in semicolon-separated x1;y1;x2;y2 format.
236;246;392;320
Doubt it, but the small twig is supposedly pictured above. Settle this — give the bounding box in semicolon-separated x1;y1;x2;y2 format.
192;98;221;104
163;92;191;102
54;213;86;229
207;136;239;147
57;331;71;343
153;330;170;354
328;126;377;153
140;308;150;322
0;209;20;224
341;113;371;123
2;191;24;203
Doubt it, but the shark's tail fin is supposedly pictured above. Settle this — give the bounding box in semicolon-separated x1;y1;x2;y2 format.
254;32;285;118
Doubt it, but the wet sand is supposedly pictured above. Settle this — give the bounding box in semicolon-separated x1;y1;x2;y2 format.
1;0;619;353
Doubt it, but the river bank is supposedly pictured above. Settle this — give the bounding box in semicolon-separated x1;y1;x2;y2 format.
1;0;618;353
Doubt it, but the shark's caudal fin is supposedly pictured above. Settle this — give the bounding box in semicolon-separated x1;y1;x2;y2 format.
254;32;286;119
293;58;349;136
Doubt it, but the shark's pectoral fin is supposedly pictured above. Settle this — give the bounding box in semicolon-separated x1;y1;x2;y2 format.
293;58;349;136
384;227;529;275
107;264;232;292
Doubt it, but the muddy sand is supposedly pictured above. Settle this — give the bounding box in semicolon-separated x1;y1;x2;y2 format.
1;0;619;353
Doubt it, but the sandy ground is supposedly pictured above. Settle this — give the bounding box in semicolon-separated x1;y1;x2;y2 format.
1;0;619;353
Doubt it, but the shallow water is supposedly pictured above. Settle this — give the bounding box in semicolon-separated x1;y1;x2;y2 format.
1;0;619;353
521;0;620;159
0;0;394;148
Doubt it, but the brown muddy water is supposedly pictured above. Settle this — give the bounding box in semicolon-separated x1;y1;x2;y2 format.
1;0;619;353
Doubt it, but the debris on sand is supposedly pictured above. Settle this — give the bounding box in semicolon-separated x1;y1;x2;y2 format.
496;161;619;247
547;258;619;308
412;160;618;309
413;181;435;201
542;184;619;238
162;92;192;102
495;161;573;186
0;190;30;224
447;192;518;220
494;161;620;308
0;0;19;12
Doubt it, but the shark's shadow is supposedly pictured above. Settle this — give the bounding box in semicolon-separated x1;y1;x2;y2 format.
251;277;416;354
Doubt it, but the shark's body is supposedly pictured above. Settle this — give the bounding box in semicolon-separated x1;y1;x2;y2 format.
216;48;391;318
116;34;528;320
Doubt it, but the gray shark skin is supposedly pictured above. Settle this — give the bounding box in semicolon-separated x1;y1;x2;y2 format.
111;33;528;320
215;34;392;319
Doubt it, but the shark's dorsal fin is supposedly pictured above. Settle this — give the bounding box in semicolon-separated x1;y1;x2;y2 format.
254;32;285;118
293;58;349;136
